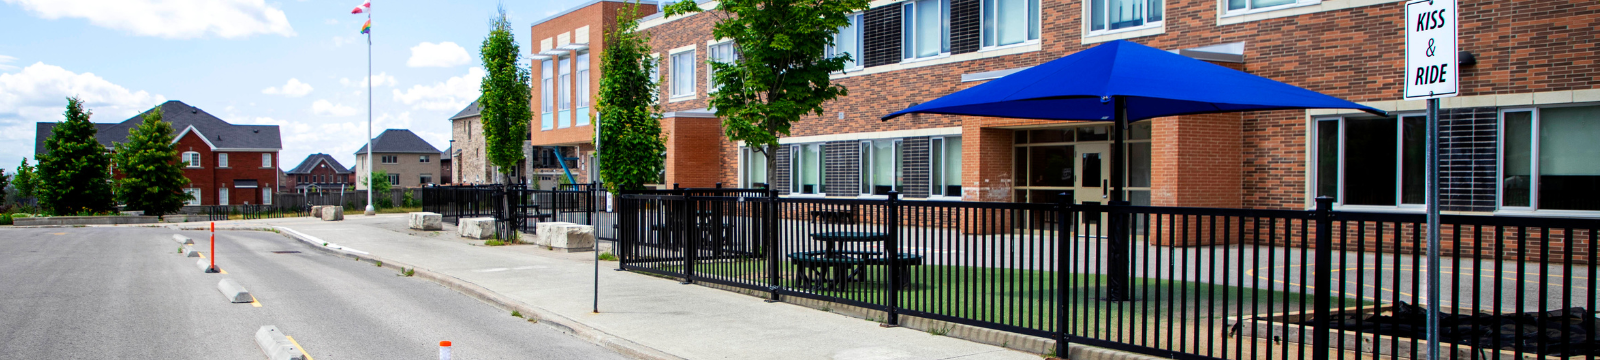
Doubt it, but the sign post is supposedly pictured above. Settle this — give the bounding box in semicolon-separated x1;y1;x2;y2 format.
1404;1;1457;360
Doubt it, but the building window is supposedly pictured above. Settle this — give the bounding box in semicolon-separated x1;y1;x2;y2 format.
263;187;272;205
648;54;661;100
185;188;201;206
420;155;430;163
707;41;737;91
262;153;272;168
902;0;950;61
670;49;696;98
218;153;229;168
930;137;962;197
983;0;1040;47
576;51;591;126
789;143;825;195
741;147;769;188
828;13;864;70
1501;106;1600;212
184;152;201;168
219;188;229;205
861;139;903;196
558;55;572;128
1225;0;1311;15
388;173;401;186
1314;115;1427;208
541;59;554;130
1089;0;1163;33
420;174;433;185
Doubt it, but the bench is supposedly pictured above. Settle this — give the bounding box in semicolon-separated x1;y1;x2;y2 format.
786;250;923;291
808;206;855;224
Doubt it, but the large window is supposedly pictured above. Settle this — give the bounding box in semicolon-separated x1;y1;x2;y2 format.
670;49;696;98
420;174;432;185
790;143;825;195
861;140;903;196
1225;0;1309;15
262;153;272;168
185;188;201;206
219;188;229;206
741;147;768;188
388;173;401;186
558;55;572;128
184;152;201;168
1501;106;1600;212
902;0;950;61
1089;0;1163;33
419;155;430;163
982;0;1040;48
381;155;398;164
263;188;272;205
707;42;736;91
541;59;554;130
1314;115;1427;207
930;137;962;197
828;13;864;70
576;51;591;126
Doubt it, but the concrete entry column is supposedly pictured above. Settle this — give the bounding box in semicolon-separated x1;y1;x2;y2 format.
662;111;725;188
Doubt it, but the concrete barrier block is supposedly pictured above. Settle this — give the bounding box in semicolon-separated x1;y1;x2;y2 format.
534;222;574;246
173;234;194;245
217;279;252;303
255;325;306;360
319;206;343;221
536;222;594;252
197;258;217;273
458;217;495;239
183;246;201;257
309;206;323;218
408;212;442;230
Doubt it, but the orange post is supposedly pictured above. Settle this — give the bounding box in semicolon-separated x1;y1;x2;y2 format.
439;341;451;360
209;222;216;272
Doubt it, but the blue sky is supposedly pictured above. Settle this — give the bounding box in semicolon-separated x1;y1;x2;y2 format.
0;0;595;174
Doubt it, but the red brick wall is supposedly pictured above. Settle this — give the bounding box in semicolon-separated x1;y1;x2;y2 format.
530;1;659;148
1150;113;1243;209
662;115;725;188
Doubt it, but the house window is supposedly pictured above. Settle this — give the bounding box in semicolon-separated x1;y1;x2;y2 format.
388;173;401;186
828;13;864;70
263;187;272;205
541;59;554;130
982;0;1040;47
741;147;769;188
218;153;229;168
262;153;272;168
861;139;903;195
902;0;950;61
930;137;962;197
558;55;572;128
1225;0;1311;15
707;41;737;91
1501;106;1600;212
219;188;229;205
420;155;430;163
381;155;398;164
1089;0;1163;33
648;54;661;100
421;173;433;185
789;143;825;195
185;188;201;206
1314;115;1427;207
184;152;201;168
670;49;696;98
576;51;591;126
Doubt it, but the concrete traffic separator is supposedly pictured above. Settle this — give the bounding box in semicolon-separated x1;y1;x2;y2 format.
197;258;218;273
172;234;194;245
182;246;200;257
254;325;306;360
218;279;252;303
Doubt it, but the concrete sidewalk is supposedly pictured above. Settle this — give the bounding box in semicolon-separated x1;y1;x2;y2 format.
191;215;1044;360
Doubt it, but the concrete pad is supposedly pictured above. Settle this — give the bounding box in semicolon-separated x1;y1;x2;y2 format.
408;212;442;230
254;325;306;360
217;279;252;303
172;234;194;245
458;217;495;239
536;222;594;252
197;258;217;273
320;206;343;221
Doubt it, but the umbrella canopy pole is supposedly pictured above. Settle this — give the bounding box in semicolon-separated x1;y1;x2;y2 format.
1107;96;1133;301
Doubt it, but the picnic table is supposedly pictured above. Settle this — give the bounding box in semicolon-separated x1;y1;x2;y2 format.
807;205;855;224
788;232;923;291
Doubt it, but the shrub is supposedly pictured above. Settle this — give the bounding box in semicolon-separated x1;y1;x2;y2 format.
0;214;11;225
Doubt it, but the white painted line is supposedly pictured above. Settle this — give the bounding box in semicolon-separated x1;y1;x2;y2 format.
275;226;368;255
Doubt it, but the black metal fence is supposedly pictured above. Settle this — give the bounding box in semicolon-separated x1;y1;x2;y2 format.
192;204;312;221
421;183;609;242
618;191;1599;360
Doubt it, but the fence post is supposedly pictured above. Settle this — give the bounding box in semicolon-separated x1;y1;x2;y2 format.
681;192;696;285
1312;196;1334;360
765;188;781;302
884;191;901;327
1055;193;1070;358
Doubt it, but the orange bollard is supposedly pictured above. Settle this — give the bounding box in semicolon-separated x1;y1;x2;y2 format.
208;222;217;273
439;341;451;360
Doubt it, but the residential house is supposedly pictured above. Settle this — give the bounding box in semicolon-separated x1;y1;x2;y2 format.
354;129;444;189
285;153;354;191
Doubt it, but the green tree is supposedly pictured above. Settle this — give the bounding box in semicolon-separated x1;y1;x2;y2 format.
478;5;532;186
0;169;10;204
361;170;392;208
664;0;867;188
595;2;667;193
37;97;116;215
12;158;36;206
112;108;191;216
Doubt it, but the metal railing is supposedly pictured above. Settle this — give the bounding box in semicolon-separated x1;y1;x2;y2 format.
421;183;611;243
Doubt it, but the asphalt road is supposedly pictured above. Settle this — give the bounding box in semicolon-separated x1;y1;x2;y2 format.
0;226;628;360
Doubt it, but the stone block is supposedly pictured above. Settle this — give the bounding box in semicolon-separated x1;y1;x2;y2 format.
458;217;495;239
534;222;575;246
536;222;595;252
217;279;252;303
309;206;324;218
408;212;442;230
320;206;343;221
254;325;306;360
197;258;217;273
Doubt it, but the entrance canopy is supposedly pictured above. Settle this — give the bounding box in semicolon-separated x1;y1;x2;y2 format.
882;40;1385;122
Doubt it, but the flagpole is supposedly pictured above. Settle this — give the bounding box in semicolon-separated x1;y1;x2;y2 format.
363;3;375;216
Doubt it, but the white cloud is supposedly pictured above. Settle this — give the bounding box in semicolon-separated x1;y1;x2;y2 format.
261;78;313;97
407;42;472;68
0;55;18;71
310;99;359;117
332;35;358;47
4;0;296;39
0;62;166;169
393;67;483;111
339;73;396;88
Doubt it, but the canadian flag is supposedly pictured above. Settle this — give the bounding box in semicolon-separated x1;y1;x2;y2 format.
351;1;370;14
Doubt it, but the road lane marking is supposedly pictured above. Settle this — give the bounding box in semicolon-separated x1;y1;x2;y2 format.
250;295;261;307
219;267;227;274
285;336;314;360
50;232;66;235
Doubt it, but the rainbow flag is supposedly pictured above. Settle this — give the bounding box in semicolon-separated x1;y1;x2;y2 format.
360;19;371;34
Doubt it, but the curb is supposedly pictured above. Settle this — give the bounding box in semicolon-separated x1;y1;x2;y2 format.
273;226;685;360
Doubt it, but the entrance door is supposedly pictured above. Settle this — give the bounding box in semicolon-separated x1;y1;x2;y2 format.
1074;143;1110;205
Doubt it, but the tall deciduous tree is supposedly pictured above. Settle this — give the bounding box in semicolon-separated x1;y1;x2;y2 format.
38;97;115;215
478;5;532;186
663;0;867;188
113;108;191;216
595;2;666;192
361;170;392;208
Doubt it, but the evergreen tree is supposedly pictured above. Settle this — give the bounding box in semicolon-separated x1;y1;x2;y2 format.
37;97;115;215
595;2;666;192
479;5;532;186
13;158;36;205
0;169;9;204
113;108;191;216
